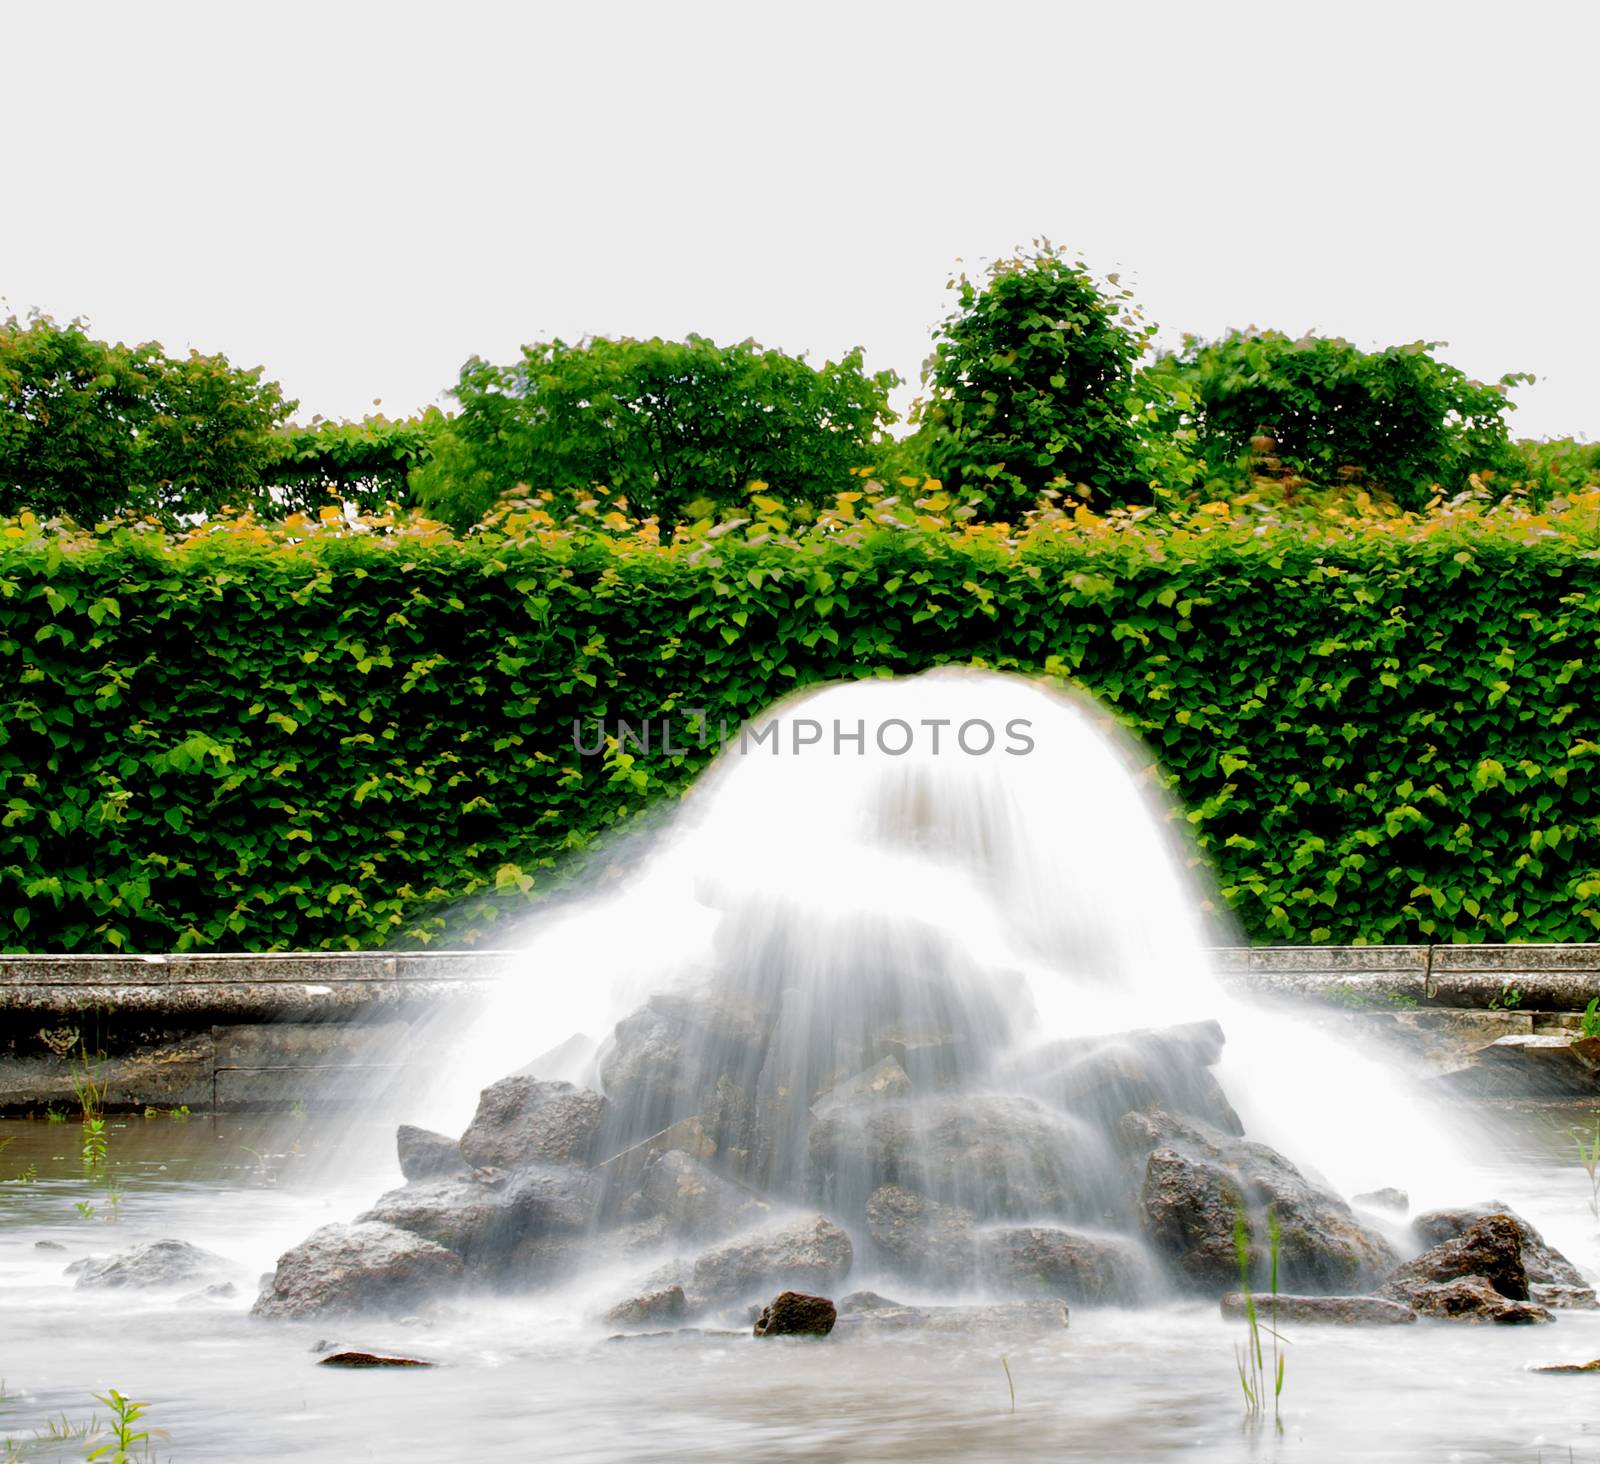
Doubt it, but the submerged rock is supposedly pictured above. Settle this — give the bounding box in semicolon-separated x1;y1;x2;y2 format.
396;1124;468;1182
690;1215;853;1304
1353;1188;1409;1214
458;1076;607;1169
603;1285;690;1329
638;1149;773;1238
753;1290;837;1337
1127;1111;1397;1294
833;1300;1069;1334
837;1290;901;1314
978;1226;1152;1304
1413;1203;1594;1306
70;1239;240;1292
865;1184;976;1279
317;1351;436;1368
1219;1293;1416;1325
252;1222;463;1319
1532;1359;1600;1373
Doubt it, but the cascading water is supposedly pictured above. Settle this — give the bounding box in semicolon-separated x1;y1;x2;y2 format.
406;667;1471;1306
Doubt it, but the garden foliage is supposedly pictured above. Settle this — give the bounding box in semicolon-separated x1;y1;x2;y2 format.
2;488;1598;953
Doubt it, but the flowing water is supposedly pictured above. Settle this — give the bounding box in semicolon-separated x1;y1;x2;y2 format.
4;668;1597;1460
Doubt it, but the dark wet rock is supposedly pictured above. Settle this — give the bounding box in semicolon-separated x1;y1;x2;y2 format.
1008;1020;1242;1135
317;1351;436;1368
1397;1275;1552;1325
396;1124;468;1182
978;1226;1152;1304
359;1166;595;1269
753;1290;837;1337
837;1290;901;1314
638;1149;773;1238
812;1093;1116;1222
833;1300;1069;1333
70;1238;240;1291
1219;1293;1416;1325
810;1058;912;1117
1413;1203;1591;1302
458;1076;606;1169
1438;1034;1600;1098
1383;1214;1529;1303
603;1285;690;1328
690;1215;853;1304
252;1221;464;1319
865;1184;976;1279
1353;1188;1409;1214
1128;1111;1397;1294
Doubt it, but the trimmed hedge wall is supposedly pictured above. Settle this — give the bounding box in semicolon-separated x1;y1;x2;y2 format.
2;516;1598;951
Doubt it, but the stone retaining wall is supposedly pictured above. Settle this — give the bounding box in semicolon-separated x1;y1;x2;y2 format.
1;946;1596;1112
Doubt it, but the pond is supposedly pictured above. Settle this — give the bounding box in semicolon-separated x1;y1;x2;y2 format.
4;1101;1600;1463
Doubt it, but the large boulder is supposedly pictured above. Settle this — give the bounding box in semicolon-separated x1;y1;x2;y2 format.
458;1077;606;1169
603;1285;689;1329
396;1125;468;1182
1126;1110;1397;1294
1412;1202;1594;1306
977;1226;1152;1305
252;1221;463;1319
1381;1213;1529;1309
811;1093;1117;1222
865;1184;976;1280
753;1290;837;1337
689;1215;853;1304
69;1239;240;1292
1006;1020;1243;1136
637;1149;773;1239
357;1165;595;1270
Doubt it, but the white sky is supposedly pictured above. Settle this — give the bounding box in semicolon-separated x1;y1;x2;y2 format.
4;0;1596;440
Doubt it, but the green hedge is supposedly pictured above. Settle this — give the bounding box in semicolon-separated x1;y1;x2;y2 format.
2;511;1598;951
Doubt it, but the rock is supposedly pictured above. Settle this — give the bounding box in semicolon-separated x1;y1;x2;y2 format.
1128;1111;1397;1294
178;1281;239;1306
603;1285;690;1329
1400;1275;1552;1325
690;1215;853;1304
1353;1188;1409;1214
1533;1284;1600;1310
1533;1359;1600;1373
837;1290;901;1314
252;1222;464;1319
508;1214;671;1288
865;1184;976;1279
593;1116;718;1214
359;1166;594;1270
317;1351;436;1368
1008;1020;1242;1136
70;1239;240;1291
1438;1033;1600;1097
458;1076;606;1169
1413;1203;1592;1303
1219;1293;1416;1325
637;1150;773;1238
978;1226;1152;1304
1383;1214;1529;1304
753;1290;837;1337
34;1240;65;1251
811;1093;1115;1222
833;1300;1069;1334
809;1058;912;1117
396;1124;468;1182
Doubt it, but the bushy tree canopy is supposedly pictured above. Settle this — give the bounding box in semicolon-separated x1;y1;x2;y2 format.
413;334;898;534
0;314;293;522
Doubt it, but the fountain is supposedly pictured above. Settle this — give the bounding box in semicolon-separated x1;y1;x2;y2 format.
248;669;1591;1335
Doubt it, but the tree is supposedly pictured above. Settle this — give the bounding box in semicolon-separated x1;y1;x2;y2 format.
412;334;898;534
1151;331;1527;509
0;314;293;522
260;411;446;515
912;243;1154;518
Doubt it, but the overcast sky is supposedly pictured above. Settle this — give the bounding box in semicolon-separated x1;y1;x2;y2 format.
4;1;1596;439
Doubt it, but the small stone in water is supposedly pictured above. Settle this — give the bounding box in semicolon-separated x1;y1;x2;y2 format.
1533;1359;1600;1374
753;1291;837;1337
317;1351;436;1368
34;1240;66;1251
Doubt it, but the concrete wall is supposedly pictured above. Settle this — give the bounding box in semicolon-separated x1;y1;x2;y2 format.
2;946;1596;1111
